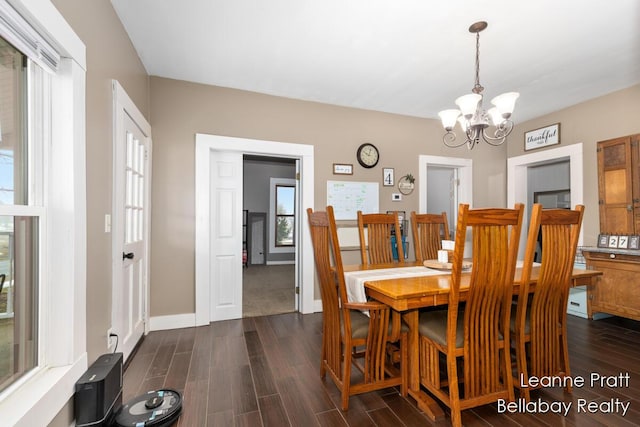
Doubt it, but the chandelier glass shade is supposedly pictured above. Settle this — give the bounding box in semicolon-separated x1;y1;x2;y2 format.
438;21;519;150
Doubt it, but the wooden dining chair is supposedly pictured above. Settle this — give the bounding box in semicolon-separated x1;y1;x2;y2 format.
512;203;584;401
357;211;404;265
418;203;524;427
410;211;450;262
307;206;407;410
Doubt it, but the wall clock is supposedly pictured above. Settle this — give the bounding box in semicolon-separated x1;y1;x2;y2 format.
356;143;379;168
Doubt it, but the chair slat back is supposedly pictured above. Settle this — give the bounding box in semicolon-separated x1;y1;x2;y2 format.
517;204;584;378
307;207;347;374
410;211;450;262
449;203;524;398
357;211;404;265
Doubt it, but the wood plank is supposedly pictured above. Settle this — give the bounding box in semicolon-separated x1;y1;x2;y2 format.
257;394;289;426
231;364;259;415
250;354;278;397
164;351;191;391
316;409;348;427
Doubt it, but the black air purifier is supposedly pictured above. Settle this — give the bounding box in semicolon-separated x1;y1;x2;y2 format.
75;352;123;427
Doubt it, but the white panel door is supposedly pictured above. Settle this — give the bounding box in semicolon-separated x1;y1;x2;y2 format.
210;151;243;320
112;81;151;361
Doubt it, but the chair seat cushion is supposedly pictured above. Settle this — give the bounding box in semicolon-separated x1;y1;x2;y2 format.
418;309;464;348
347;310;409;340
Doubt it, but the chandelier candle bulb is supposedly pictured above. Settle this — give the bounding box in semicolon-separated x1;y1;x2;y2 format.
491;92;520;118
455;94;481;118
438;109;461;131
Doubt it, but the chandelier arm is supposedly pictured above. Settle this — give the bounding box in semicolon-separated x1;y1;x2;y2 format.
480;120;514;146
443;131;470;148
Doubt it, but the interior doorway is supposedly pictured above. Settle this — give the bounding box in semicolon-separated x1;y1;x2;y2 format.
243;155;297;317
194;134;315;325
419;155;473;236
507;143;584;257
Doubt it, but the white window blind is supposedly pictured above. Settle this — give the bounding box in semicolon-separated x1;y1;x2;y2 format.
0;0;59;72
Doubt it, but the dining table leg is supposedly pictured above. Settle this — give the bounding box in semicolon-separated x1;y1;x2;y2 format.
403;309;445;421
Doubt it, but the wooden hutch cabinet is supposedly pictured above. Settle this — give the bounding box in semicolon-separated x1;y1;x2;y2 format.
583;249;640;321
585;133;640;321
597;134;640;234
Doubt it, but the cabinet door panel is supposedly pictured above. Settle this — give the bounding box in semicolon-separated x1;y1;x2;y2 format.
598;136;634;234
603;169;629;203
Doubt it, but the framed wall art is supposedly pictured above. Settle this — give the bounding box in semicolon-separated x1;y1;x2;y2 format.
383;168;394;186
525;123;560;151
333;163;353;175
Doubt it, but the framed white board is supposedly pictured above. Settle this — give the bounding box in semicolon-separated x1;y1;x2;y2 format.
327;181;379;220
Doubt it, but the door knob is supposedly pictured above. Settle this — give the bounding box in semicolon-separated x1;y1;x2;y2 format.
123;252;134;260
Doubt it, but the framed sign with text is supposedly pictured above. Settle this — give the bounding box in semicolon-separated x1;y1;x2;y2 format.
333;163;353;175
525;123;560;151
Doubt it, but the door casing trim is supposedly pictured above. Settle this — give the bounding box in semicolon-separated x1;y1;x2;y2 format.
195;133;315;326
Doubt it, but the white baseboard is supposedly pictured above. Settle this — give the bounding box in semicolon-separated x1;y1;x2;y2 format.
265;260;295;265
150;302;323;332
149;313;196;331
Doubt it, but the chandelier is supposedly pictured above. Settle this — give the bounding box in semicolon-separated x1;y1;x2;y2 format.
438;21;519;150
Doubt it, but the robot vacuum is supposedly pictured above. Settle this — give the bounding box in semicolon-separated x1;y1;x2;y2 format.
114;389;182;427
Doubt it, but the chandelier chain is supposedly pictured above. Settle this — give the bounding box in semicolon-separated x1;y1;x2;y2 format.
473;31;483;94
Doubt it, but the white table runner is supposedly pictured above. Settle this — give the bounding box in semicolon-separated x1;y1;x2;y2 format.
343;266;445;304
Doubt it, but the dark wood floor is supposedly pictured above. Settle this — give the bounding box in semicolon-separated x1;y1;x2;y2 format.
123;313;640;426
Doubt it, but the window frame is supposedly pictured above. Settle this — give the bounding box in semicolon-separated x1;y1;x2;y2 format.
268;177;295;254
274;184;295;247
0;1;86;425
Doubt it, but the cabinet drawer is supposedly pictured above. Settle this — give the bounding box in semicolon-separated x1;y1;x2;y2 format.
567;286;588;318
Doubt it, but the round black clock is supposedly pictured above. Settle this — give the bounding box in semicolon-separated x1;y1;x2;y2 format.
356;143;379;168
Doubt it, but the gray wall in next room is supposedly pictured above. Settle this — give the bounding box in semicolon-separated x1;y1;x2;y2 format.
243;155;297;263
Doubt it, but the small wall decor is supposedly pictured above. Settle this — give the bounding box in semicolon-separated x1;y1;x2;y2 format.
398;173;415;195
525;123;560;151
629;235;640;250
333;163;353;175
383;168;394;186
608;235;619;248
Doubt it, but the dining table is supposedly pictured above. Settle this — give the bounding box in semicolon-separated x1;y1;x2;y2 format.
342;260;603;421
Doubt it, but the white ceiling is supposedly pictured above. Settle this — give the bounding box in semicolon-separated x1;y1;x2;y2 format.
110;0;640;123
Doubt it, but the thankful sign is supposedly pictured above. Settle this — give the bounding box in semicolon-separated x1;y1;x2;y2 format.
525;123;560;151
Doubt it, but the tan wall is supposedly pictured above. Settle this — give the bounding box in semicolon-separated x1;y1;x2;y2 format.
51;0;149;365
508;84;640;246
149;77;507;316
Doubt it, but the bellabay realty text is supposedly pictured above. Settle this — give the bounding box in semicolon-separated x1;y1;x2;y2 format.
498;372;631;416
